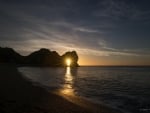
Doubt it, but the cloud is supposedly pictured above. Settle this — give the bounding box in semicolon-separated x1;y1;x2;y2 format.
1;37;150;58
93;0;150;21
73;27;99;33
0;0;150;60
58;45;149;57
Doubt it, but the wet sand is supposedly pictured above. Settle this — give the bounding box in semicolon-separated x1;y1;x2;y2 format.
0;64;121;113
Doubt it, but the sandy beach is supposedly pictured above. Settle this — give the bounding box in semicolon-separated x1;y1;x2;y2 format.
0;64;121;113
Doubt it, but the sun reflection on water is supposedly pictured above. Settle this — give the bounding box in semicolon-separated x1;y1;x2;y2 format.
61;67;75;96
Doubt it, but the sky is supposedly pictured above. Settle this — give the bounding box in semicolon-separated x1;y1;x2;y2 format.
0;0;150;66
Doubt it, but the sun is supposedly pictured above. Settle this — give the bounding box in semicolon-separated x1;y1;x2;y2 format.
66;58;72;67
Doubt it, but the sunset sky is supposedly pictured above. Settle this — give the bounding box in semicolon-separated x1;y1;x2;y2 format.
0;0;150;65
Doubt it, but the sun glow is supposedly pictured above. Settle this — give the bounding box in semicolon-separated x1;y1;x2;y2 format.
66;58;72;66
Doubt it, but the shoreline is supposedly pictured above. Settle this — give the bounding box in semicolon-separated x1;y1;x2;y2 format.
0;63;122;113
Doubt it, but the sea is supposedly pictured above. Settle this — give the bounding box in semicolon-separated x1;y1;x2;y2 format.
18;66;150;113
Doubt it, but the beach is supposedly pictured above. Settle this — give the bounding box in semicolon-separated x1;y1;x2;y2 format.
0;64;121;113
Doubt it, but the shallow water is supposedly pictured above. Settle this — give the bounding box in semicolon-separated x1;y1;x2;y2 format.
18;66;150;113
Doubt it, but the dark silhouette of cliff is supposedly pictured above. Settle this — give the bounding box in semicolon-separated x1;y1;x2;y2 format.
25;48;61;66
62;51;79;67
0;47;79;67
0;47;23;63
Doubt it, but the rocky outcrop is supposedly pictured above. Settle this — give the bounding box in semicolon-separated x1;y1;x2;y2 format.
0;47;79;67
0;47;23;63
62;51;79;67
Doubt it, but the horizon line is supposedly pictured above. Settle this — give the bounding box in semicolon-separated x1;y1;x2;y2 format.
79;65;150;67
